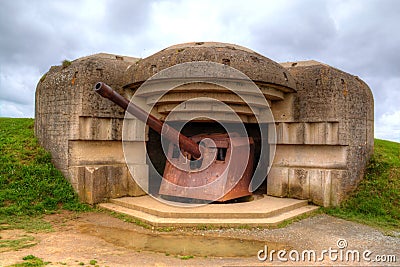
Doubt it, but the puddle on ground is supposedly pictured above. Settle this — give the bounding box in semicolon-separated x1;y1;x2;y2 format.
79;224;288;257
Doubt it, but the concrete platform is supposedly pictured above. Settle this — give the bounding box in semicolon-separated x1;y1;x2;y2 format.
99;195;319;227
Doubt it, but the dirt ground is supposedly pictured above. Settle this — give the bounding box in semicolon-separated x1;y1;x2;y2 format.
0;211;399;267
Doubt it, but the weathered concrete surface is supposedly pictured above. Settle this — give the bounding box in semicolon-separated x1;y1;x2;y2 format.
35;44;374;207
271;60;374;205
125;42;297;92
99;195;319;227
35;53;146;204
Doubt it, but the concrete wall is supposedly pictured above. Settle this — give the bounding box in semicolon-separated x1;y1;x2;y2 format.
268;61;374;206
35;53;146;204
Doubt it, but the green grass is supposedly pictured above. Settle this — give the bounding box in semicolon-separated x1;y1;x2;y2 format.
325;139;400;232
277;209;321;228
61;59;71;68
7;255;49;267
106;210;152;229
0;236;37;251
178;255;194;260
0;118;89;219
0;216;53;232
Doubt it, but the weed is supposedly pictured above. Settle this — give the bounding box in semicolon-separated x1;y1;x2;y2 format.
8;255;48;267
195;224;214;231
112;212;134;223
133;218;152;229
39;73;47;83
104;209;151;229
0;216;52;232
237;224;252;230
61;60;71;68
89;259;97;265
157;226;175;232
22;255;36;260
277;208;321;228
179;255;194;260
0;236;36;251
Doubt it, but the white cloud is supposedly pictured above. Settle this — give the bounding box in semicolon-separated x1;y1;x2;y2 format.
0;0;399;142
0;100;33;118
0;64;39;106
376;111;400;142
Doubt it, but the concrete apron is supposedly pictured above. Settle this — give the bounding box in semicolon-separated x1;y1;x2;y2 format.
99;195;319;228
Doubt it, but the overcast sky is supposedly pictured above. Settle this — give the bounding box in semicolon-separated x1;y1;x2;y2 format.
0;0;399;142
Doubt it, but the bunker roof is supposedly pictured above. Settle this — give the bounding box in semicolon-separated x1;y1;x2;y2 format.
124;42;297;92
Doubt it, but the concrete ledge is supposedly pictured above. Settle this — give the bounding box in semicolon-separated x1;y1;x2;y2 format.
275;122;340;145
110;195;308;219
69;140;146;165
98;195;319;227
273;145;347;169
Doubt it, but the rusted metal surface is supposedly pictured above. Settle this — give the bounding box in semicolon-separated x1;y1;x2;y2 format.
159;133;254;201
94;82;254;202
94;82;201;158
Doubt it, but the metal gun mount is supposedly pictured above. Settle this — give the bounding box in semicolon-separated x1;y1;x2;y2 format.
94;82;254;202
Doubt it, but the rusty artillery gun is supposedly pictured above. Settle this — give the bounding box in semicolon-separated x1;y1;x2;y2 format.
94;82;254;202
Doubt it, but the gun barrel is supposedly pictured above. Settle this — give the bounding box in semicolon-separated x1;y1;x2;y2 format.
94;82;201;159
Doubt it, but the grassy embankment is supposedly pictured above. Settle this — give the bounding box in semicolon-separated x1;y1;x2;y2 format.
0;118;399;233
0;118;88;230
325;139;400;232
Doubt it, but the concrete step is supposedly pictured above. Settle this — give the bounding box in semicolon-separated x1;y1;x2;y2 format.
99;195;319;228
109;195;309;219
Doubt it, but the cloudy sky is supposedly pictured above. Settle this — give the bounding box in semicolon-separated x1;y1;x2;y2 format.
0;0;399;142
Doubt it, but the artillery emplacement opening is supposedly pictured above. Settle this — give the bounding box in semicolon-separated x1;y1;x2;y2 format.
94;80;259;204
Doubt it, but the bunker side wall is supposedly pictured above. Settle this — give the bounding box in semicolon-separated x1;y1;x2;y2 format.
35;54;146;204
35;64;82;178
269;63;373;206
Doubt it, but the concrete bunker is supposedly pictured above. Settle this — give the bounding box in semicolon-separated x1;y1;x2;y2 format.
35;42;374;207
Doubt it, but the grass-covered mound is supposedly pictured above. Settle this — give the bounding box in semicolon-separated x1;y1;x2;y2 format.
0;118;88;218
325;139;400;231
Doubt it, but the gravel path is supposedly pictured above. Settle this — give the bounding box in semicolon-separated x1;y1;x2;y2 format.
0;211;399;266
